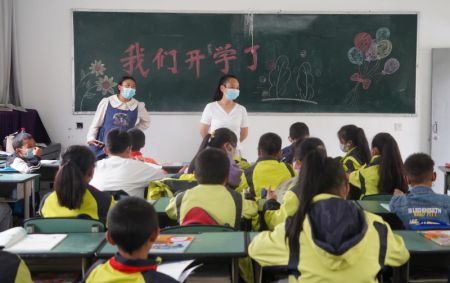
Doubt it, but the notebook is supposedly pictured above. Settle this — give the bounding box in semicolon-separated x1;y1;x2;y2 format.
151;235;194;254
158;259;202;282
0;227;67;252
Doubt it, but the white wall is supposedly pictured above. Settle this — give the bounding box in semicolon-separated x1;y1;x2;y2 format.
13;0;450;187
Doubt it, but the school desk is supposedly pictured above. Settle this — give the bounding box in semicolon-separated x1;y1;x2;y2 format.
11;232;105;276
161;162;189;174
395;230;450;281
438;166;450;195
97;231;247;283
356;200;404;229
151;196;170;213
0;160;5;168
0;173;39;218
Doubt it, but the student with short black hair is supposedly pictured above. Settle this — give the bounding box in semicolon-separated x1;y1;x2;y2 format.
281;122;310;163
249;151;409;282
127;128;159;165
349;132;407;197
39;145;114;222
6;132;42;173
90;129;165;197
338;124;371;173
390;153;450;229
84;197;178;283
264;137;326;230
166;148;257;228
244;132;295;199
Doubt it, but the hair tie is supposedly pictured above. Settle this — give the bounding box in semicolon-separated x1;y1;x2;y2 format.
208;131;216;143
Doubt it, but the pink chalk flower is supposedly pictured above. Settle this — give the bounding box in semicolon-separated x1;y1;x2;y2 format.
89;60;106;76
96;75;117;95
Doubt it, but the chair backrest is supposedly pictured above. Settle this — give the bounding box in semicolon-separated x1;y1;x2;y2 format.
160;225;236;234
103;190;129;201
23;217;105;233
361;194;393;201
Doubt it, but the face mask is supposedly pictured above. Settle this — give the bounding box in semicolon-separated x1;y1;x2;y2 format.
122;87;136;100
339;143;348;153
24;148;34;159
225;89;240;100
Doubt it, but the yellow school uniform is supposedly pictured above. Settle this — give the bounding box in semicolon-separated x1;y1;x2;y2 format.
249;194;409;283
165;184;257;228
340;147;367;173
349;155;381;197
0;251;32;283
264;189;300;231
243;157;296;199
39;186;114;222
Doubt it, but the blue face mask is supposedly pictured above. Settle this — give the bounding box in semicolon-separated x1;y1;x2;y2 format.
24;148;34;159
121;87;136;100
225;89;240;101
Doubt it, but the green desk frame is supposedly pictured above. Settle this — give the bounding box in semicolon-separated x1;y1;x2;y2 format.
0;173;39;219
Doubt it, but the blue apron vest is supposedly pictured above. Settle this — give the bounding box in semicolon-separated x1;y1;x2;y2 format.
89;101;138;159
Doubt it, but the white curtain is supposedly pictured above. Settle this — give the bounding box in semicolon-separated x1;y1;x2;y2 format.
0;0;21;105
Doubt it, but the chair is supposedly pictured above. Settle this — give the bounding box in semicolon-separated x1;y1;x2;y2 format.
361;194;393;201
160;224;236;234
23;217;105;233
103;190;129;201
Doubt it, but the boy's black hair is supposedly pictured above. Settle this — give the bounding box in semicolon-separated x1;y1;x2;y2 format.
289;122;310;141
195;148;230;184
404;153;435;184
106;128;131;155
108;197;159;254
258;132;282;156
127;128;146;151
12;132;33;150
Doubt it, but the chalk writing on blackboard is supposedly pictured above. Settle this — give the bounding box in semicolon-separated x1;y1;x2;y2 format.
345;27;400;105
76;60;118;111
264;55;318;104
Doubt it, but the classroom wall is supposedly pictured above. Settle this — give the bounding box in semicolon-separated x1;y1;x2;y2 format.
13;0;450;188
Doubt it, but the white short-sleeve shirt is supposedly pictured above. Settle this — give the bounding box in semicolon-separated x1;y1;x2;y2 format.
200;102;249;146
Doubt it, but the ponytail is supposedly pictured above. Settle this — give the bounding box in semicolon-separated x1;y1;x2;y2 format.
54;146;96;209
338;125;371;164
188;128;237;174
286;152;346;252
372;133;408;193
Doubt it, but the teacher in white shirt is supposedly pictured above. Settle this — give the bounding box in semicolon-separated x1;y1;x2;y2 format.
200;75;249;150
86;76;150;159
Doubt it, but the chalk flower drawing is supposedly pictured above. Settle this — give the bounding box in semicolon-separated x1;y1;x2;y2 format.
96;75;117;95
76;60;117;111
89;60;106;76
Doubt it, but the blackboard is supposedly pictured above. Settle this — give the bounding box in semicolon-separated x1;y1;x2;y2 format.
73;12;417;114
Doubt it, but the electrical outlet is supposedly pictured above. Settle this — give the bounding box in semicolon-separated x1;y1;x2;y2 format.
76;122;83;129
394;123;402;132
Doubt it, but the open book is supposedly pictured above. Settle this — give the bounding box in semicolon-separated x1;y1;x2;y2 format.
419;230;450;246
158;259;202;282
0;227;67;252
151;235;194;254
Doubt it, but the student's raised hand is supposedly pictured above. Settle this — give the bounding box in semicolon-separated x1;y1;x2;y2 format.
267;186;276;200
33;147;42;157
393;188;405;196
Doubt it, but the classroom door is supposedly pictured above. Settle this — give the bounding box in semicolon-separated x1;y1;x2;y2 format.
431;48;450;193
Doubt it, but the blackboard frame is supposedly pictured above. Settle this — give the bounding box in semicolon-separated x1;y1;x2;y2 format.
71;9;419;116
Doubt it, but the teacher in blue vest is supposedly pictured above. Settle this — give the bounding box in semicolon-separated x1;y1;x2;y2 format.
87;76;150;159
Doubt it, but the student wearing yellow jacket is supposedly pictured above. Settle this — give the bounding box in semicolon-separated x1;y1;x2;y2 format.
338;125;371;173
0;251;32;283
249;151;409;283
243;133;295;200
264;138;326;231
84;197;177;283
39;146;114;222
166;148;257;228
349;132;408;198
